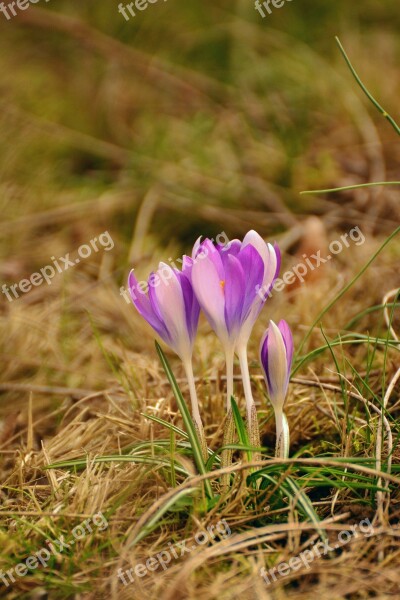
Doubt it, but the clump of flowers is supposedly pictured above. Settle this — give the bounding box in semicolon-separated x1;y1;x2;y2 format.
128;230;292;462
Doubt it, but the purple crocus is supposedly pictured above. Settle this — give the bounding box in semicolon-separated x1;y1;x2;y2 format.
234;231;280;428
260;320;294;458
128;259;199;363
191;237;264;411
128;259;203;435
260;320;293;409
191;231;280;430
191;238;265;348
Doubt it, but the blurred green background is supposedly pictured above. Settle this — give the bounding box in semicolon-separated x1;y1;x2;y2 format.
1;0;399;248
0;0;399;398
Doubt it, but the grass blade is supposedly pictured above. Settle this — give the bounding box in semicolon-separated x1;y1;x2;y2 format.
335;37;400;137
230;396;252;462
301;181;400;195
129;488;198;545
295;226;400;357
155;342;213;498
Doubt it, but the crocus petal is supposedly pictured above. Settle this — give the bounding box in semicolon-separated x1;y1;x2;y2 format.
236;236;280;348
152;263;192;359
236;244;264;322
223;254;246;335
128;270;170;343
260;320;292;411
243;231;279;296
217;239;241;257
175;268;200;343
278;319;294;386
191;251;227;342
259;327;271;389
192;236;203;260
181;255;194;280
194;239;225;280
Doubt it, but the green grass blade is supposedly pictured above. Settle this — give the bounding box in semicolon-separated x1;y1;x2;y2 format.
335;37;400;137
285;476;327;541
301;182;400;195
230;396;251;462
130;487;198;545
155;341;213;498
141;413;189;440
45;454;190;475
343;303;400;335
292;335;400;377
296;227;400;358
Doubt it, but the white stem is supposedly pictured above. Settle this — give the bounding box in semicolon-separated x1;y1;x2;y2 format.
275;409;290;459
225;346;235;411
237;343;254;423
183;358;202;429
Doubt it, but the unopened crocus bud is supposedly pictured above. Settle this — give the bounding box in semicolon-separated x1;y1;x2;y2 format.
260;320;293;458
259;320;293;412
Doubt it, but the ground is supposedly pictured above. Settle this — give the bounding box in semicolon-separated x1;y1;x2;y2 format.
0;2;400;599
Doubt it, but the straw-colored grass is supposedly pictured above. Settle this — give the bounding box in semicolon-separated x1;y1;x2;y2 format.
1;2;400;598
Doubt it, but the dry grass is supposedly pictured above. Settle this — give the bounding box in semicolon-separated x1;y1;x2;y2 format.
1;225;399;599
1;2;400;599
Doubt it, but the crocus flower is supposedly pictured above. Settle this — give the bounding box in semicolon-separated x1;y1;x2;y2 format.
191;237;264;412
128;259;203;436
234;231;280;430
128;259;199;362
236;231;281;349
191;238;265;348
191;231;280;434
260;320;294;458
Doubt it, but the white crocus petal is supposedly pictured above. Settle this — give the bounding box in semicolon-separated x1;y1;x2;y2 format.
242;231;277;289
262;243;278;288
192;236;203;260
242;230;268;264
267;320;289;411
154;262;191;360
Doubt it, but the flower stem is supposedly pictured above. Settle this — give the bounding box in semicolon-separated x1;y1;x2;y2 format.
237;343;261;458
275;410;290;459
183;359;201;425
237;343;254;423
225;346;235;411
183;359;207;461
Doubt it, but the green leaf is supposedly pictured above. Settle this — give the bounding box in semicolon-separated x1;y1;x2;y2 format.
130;487;199;545
230;396;252;462
155;342;213;499
45;454;190;476
141;413;189;439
